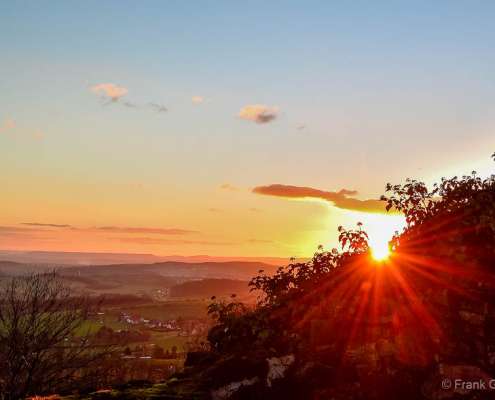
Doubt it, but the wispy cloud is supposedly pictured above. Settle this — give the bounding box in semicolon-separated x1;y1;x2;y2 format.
1;226;41;233
239;104;278;124
96;226;198;235
252;184;388;213
17;223;198;235
0;226;59;245
113;237;234;246
0;231;55;242
90;83;128;102
247;238;273;244
220;183;239;192
192;96;204;104
122;101;138;109
148;103;168;113
21;222;73;228
88;83;171;116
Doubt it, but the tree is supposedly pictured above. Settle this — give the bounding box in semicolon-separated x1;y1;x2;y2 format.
206;223;370;353
153;345;165;359
381;160;495;258
205;152;495;359
171;345;178;358
0;272;110;399
158;153;495;400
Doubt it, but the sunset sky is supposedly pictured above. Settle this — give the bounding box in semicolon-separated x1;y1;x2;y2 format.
1;2;495;258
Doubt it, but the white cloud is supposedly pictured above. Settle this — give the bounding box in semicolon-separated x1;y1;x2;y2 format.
238;104;278;124
90;83;128;102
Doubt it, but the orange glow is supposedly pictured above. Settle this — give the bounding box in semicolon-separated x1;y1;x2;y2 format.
370;241;391;261
359;213;402;261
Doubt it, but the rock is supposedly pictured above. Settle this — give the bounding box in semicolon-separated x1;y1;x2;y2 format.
211;377;259;400
459;310;485;325
266;354;295;387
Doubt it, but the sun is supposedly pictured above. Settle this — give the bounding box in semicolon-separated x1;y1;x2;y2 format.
370;241;391;261
346;212;403;262
332;211;403;263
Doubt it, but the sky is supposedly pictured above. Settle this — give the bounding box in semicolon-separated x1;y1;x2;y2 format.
1;1;495;258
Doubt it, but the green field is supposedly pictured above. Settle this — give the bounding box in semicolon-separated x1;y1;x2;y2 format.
146;331;191;351
76;315;130;335
75;299;209;352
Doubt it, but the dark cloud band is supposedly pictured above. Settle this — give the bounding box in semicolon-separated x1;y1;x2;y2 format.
252;184;388;213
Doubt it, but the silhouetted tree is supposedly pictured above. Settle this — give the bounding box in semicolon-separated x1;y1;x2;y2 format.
164;153;495;400
0;272;111;399
207;153;495;345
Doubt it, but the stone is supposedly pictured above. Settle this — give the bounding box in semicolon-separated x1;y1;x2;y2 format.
211;377;259;400
266;354;295;387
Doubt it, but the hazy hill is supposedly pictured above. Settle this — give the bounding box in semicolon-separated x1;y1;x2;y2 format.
0;250;289;266
169;278;250;298
58;261;278;280
0;261;50;275
0;260;278;295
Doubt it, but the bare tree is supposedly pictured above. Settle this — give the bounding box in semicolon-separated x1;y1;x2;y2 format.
0;272;112;399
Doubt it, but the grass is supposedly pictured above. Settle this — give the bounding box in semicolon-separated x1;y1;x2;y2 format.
75;316;128;336
74;299;209;352
146;331;191;351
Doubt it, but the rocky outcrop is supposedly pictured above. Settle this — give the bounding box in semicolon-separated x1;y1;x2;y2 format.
211;377;259;400
266;354;295;387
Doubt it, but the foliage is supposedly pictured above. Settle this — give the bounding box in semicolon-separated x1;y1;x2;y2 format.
206;153;495;362
382;155;495;255
206;223;370;353
0;272;113;399
206;295;257;352
249;223;369;308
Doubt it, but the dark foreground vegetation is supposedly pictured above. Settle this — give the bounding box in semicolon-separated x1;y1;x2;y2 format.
3;153;495;399
0;272;113;399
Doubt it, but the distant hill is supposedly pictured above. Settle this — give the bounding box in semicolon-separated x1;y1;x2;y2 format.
0;260;279;280
169;278;250;298
0;261;49;275
149;261;278;280
59;261;279;281
0;260;279;295
0;250;291;266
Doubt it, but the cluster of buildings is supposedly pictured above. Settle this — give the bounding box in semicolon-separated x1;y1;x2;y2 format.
118;312;179;330
116;312;210;336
